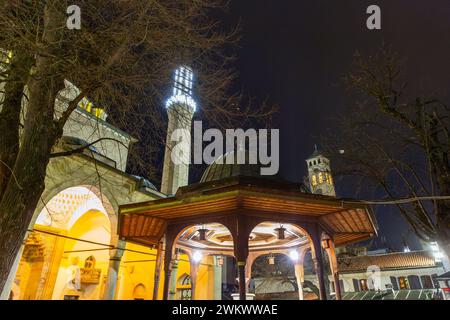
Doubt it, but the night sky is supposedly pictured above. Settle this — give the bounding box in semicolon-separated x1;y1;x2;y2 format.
225;0;450;251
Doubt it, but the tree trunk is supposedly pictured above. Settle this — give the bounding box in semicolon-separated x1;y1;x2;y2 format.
0;0;65;294
0;50;33;196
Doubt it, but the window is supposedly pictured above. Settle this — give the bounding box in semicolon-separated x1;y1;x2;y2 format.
359;279;369;291
408;275;421;289
181;275;191;286
421;275;434;289
390;276;399;290
177;274;192;300
398;277;410;289
326;172;333;184
432;274;440;288
180;289;192;300
84;256;96;269
352;279;360;292
318;172;324;184
311;174;317;186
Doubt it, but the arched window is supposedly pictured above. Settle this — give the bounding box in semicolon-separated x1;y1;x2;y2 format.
420;275;434;289
177;274;192;300
318;172;324;184
84;256;96;269
408;275;421;289
359;279;369;291
182;275;191;286
133;284;146;300
311;174;317;186
178;274;191;286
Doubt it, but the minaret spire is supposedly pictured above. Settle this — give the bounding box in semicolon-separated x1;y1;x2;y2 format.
161;66;196;195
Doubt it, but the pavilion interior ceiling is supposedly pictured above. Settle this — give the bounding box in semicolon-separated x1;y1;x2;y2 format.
119;176;377;248
175;222;309;253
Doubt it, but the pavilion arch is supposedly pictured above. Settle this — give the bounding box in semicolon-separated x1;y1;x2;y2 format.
250;252;298;298
242;221;312;300
163;222;235;300
245;221;312;268
171;221;236;259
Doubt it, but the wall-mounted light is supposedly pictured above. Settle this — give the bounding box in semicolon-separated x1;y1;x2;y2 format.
268;254;275;265
193;251;203;263
289;250;299;262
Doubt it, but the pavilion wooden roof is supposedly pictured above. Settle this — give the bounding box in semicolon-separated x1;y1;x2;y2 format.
119;176;377;247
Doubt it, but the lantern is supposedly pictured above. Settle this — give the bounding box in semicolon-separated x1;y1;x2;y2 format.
198;228;209;241
275;225;286;240
268;254;275;265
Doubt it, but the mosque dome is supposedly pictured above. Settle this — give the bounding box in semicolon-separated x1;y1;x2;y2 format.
200;151;271;183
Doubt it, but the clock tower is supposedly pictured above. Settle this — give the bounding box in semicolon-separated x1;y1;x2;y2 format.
306;146;336;197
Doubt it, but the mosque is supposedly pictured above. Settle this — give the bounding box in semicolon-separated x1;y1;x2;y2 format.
0;66;379;300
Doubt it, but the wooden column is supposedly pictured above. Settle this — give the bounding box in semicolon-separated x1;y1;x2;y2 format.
309;225;327;300
245;253;257;292
324;238;342;300
152;240;164;300
234;215;250;300
162;231;176;300
294;262;305;300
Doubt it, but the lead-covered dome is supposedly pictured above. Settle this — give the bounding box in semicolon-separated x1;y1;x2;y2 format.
200;151;264;183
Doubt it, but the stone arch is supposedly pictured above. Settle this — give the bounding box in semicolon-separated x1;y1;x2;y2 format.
32;184;117;237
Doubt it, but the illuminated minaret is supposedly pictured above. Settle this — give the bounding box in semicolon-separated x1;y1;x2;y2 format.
161;66;197;195
306;145;336;197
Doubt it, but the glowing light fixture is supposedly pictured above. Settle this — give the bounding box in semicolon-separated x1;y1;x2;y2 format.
166;65;197;111
192;251;203;263
289;250;299;262
268;254;275;265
